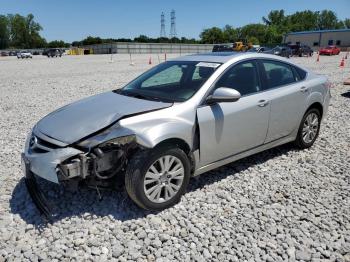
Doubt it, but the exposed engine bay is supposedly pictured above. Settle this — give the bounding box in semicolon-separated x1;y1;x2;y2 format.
57;139;140;189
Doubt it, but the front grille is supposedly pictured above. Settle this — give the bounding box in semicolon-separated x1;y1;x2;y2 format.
36;137;60;149
29;135;62;153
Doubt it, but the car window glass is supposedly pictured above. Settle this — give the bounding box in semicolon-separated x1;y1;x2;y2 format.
214;61;259;96
294;66;307;80
141;65;183;88
262;60;295;89
121;61;220;102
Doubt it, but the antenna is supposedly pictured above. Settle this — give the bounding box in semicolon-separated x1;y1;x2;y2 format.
160;12;166;37
170;9;177;38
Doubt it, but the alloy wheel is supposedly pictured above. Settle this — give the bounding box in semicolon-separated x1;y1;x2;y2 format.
143;155;185;203
302;112;319;144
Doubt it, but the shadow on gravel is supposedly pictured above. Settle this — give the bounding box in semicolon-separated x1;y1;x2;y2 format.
10;143;296;227
341;91;350;98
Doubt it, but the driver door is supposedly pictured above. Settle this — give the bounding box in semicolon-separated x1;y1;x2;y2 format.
196;60;270;167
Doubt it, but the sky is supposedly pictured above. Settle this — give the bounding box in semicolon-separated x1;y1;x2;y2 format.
1;0;350;42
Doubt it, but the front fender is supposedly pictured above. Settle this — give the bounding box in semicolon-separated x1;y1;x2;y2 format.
135;120;194;149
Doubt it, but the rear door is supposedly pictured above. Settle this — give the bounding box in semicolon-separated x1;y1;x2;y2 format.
197;60;270;167
257;59;308;143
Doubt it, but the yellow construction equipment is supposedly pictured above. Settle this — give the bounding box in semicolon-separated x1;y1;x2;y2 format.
232;41;253;52
67;48;93;55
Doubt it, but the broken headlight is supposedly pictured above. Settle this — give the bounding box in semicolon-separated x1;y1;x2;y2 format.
99;135;136;147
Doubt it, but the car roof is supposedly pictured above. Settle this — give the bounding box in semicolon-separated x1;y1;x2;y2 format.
171;52;243;63
171;51;298;64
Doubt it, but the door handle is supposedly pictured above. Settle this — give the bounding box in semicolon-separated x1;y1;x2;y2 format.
257;100;269;107
300;86;309;93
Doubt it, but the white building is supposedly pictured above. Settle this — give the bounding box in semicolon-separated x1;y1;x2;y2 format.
284;29;350;50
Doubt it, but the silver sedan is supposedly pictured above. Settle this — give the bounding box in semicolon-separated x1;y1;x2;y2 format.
22;52;331;215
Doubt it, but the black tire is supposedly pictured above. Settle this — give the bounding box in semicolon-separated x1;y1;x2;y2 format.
294;108;321;149
125;145;191;211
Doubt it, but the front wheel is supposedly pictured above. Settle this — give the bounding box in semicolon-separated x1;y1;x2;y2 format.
125;145;191;211
294;108;321;149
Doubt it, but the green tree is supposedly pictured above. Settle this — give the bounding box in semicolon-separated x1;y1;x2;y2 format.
7;13;45;48
344;18;350;28
200;27;224;44
134;35;150;43
288;10;319;31
248;36;259;45
47;40;69;48
222;25;240;42
262;10;286;26
240;24;266;43
0;15;9;49
81;36;102;45
317;10;341;30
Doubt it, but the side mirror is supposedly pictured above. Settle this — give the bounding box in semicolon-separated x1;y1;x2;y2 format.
206;87;241;104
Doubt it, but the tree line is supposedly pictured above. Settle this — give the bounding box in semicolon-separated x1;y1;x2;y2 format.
1;10;349;49
200;10;350;44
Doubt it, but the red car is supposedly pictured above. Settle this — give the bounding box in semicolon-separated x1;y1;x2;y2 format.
319;45;341;55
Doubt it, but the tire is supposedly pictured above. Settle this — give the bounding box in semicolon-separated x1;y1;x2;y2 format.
125;144;191;211
294;108;321;149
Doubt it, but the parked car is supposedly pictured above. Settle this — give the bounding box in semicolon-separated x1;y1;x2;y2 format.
319;45;341;55
46;48;63;57
17;51;32;59
264;46;292;58
299;45;314;57
212;44;234;52
8;51;17;56
288;44;313;57
1;51;8;56
247;46;269;53
22;52;330;216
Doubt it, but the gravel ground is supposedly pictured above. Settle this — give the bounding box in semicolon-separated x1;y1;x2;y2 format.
0;53;349;261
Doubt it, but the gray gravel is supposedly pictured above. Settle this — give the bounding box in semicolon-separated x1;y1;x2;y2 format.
0;53;349;261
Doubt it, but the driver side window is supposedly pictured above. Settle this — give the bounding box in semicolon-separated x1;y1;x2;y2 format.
214;61;260;96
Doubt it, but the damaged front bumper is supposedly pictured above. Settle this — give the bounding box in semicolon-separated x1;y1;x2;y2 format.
22;130;137;218
22;154;52;219
21;133;87;218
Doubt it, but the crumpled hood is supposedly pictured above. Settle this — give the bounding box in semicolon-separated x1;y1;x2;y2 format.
36;91;172;144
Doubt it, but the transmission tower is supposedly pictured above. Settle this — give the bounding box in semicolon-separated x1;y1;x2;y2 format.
170;10;177;38
160;12;166;37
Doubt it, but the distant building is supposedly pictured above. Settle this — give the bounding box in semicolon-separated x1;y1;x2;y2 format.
283;29;350;50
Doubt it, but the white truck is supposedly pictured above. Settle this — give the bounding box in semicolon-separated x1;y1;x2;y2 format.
17;51;32;59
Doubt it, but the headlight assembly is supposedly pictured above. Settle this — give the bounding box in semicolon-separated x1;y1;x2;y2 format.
99;135;136;147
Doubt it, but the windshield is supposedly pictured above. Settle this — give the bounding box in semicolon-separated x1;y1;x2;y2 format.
116;61;221;102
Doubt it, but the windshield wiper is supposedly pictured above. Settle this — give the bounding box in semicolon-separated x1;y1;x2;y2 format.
116;90;162;102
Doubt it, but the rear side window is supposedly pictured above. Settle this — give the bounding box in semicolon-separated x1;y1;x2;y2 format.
294;66;307;80
261;60;296;89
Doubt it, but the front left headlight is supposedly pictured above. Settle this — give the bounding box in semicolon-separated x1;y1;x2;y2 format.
77;133;136;149
99;135;136;147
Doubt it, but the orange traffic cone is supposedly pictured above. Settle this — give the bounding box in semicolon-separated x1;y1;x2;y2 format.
340;57;345;68
316;53;320;62
148;56;152;65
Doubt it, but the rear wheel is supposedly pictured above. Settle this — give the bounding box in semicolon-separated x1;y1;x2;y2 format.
125;145;190;211
294;108;321;149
